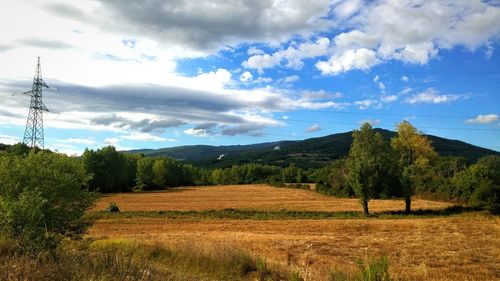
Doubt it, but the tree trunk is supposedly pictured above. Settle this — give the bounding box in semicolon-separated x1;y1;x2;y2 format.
362;199;369;216
405;197;411;214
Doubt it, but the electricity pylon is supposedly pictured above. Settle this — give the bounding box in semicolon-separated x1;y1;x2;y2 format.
22;57;50;149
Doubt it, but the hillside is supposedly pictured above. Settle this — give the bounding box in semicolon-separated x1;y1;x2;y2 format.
130;128;499;168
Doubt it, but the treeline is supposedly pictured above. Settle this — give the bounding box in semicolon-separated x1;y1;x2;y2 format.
82;146;313;191
315;121;499;214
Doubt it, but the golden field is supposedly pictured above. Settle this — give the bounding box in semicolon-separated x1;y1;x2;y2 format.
93;184;451;212
90;184;500;281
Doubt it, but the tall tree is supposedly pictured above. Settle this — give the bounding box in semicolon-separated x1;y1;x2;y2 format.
347;123;389;216
152;158;167;187
391;121;437;213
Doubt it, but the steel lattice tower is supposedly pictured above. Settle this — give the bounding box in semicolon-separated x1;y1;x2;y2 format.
22;57;50;149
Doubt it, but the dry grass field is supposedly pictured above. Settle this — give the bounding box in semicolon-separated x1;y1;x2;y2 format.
93;184;451;212
90;185;500;281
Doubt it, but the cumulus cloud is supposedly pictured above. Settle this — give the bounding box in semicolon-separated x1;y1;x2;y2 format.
243;37;330;72
239;71;253;82
44;0;333;53
404;88;460;104
306;124;321;133
465;114;498;124
316;48;379;75
401;76;409;82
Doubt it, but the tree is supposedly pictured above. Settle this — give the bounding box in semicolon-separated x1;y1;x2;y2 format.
347;123;389;216
82;146;136;193
391;121;437;213
152;158;167;187
0;151;97;253
452;155;499;213
136;157;154;189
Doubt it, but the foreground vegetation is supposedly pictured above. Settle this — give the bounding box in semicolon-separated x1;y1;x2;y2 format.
1;237;396;281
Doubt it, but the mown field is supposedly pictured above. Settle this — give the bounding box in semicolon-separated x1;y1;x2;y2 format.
89;184;500;281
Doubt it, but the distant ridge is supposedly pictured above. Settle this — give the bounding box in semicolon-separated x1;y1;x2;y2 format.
128;128;499;168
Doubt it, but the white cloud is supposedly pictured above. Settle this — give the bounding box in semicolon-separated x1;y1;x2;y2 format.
306;124;321;133
354;99;380;110
247;46;264;55
400;87;413;95
0;134;19;145
401;76;409;82
373;75;386;90
239;71;253;82
405;88;460;104
300;90;342;100
121;132;174;142
283;75;300;84
282;115;289;120
465;114;498;124
358;119;381;126
320;0;500;74
316;48;379;75
381;95;398;103
184;128;210;137
333;0;363;19
58;137;96;145
243;37;330;72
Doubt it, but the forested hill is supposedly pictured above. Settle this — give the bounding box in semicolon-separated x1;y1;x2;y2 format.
128;128;499;168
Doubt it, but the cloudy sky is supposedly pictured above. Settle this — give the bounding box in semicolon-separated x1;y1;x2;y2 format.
0;0;499;154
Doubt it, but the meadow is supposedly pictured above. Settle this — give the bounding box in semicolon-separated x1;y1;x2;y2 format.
88;184;500;281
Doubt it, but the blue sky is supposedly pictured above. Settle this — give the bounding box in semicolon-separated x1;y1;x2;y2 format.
0;0;499;155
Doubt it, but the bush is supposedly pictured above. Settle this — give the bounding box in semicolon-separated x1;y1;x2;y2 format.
0;151;97;253
107;202;120;213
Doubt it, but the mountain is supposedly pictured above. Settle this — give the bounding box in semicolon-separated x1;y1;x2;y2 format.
129;128;499;168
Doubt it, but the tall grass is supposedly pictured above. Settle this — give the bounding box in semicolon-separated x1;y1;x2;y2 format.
0;238;285;281
330;256;392;281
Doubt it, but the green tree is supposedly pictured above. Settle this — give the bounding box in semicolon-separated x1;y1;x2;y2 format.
452;155;499;213
391;121;437;213
0;151;97;253
152;158;167;187
347;123;389;216
82;146;136;193
136;157;154;189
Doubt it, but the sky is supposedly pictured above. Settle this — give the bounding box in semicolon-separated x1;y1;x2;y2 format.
0;0;499;155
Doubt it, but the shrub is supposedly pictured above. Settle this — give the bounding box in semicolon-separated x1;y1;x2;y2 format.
0;151;97;253
107;202;120;213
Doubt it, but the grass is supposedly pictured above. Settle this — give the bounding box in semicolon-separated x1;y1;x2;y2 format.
0;237;397;281
86;205;482;221
0;238;284;281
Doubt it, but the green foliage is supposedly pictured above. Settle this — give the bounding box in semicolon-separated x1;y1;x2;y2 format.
0;151;97;253
136;156;154;188
330;256;391;281
107;202;120;213
347;123;390;216
315;159;353;197
83;146;137;192
5;142;31;155
452;155;499;213
211;163;283;185
289;271;302;281
391;121;437;213
356;256;391;281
